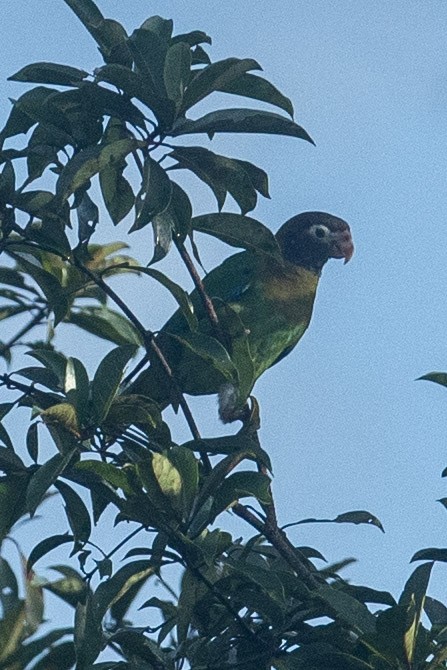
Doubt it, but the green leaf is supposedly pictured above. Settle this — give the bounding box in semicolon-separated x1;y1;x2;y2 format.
0;424;14;451
0;557;19;615
26;423;39;463
90;345;137;424
191;45;211;66
167;181;192;240
0;87;57;144
64;0;132;67
171;146;262;214
55;480;91;544
171;108;314;143
27;534;74;571
0;475;29;542
149;210;173;264
291;510;384;532
417;372;447;388
79;80;147;127
65;357;90;426
172;30;211;47
9;62;88;86
28;349;67;387
93;560;154;622
182;434;271;470
399;562;433;666
128;28;168;98
0;447;25;473
30;641;75;670
26;449;77;515
425;596;447;626
74;590;103;668
68;307;142;347
104;394;161;430
94;63;143;98
164;42;191;107
99;162;134;226
334;510;384;532
212;471;271;518
180;57;261;113
131;156;173;232
14;190;54;215
217;72;294;117
340;583;396;607
167;446;199;518
0;162;16;205
0;628;73;669
136;267;198;331
56;138;140;204
316;584;377;635
75;460;132;494
411;547;447;563
169;331;237;383
152;452;182;512
10;254;68;325
41;402;80;437
192;212;282;260
0;602;26;663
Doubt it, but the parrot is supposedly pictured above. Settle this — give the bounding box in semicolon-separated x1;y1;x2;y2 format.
128;211;354;422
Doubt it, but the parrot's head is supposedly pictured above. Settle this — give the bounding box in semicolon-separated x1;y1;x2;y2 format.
276;211;354;273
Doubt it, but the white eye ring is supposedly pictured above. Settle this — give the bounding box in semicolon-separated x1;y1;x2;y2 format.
309;224;330;239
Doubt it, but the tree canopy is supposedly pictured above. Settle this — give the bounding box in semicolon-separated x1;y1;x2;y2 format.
0;1;447;668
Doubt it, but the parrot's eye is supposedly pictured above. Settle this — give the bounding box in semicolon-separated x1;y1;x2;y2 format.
309;224;330;240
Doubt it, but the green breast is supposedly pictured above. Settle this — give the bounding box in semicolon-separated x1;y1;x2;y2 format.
228;259;319;379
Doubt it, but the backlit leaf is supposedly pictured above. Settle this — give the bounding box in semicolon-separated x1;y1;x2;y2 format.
171;107;314;143
9;62;88;86
90;345;137;424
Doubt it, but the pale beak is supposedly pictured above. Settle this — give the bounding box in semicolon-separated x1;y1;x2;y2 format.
330;228;354;263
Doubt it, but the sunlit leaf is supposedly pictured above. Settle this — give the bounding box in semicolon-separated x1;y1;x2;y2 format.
65;357;90;426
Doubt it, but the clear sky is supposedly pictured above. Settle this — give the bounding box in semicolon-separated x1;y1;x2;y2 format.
2;0;447;615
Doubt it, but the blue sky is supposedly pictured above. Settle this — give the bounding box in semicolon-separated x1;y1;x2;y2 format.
2;0;447;616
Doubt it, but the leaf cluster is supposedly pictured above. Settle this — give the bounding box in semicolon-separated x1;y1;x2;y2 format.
0;1;446;669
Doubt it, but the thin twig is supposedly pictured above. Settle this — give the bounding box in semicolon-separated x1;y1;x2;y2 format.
72;254;208;457
174;238;227;347
0;306;47;358
233;503;318;589
83;525;145;581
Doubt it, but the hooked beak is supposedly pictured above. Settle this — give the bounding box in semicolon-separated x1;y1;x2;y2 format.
330;228;354;264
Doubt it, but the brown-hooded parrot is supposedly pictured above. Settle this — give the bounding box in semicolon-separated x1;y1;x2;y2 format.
129;211;354;421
